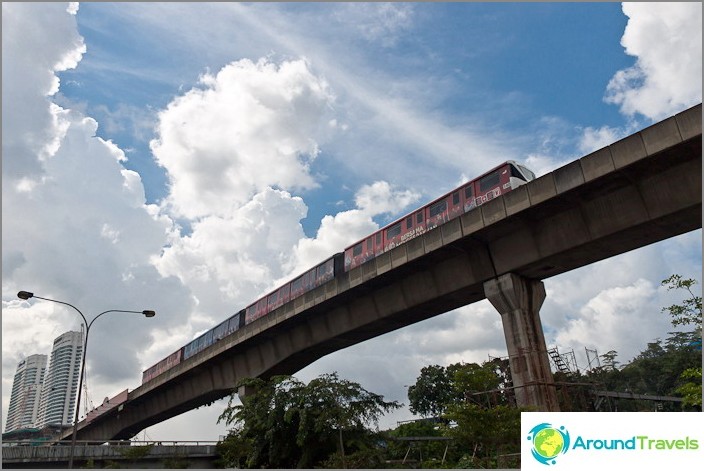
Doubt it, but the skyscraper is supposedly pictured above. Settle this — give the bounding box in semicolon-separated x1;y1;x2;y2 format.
4;354;47;433
37;331;84;428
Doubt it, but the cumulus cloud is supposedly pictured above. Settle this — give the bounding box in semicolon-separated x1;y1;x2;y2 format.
2;2;190;412
282;181;420;282
555;279;664;365
354;180;420;216
605;3;702;121
155;188;308;317
578;125;625;154
150;58;335;220
1;2;85;185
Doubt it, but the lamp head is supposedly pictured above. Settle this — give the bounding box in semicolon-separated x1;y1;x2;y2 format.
17;291;34;300
142;310;156;318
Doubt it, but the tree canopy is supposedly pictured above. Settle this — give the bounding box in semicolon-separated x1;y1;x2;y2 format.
216;372;400;469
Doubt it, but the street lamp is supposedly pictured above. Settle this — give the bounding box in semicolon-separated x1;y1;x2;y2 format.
17;291;155;468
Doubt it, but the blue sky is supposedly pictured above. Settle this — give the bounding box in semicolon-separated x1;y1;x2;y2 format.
56;2;634;230
3;2;701;441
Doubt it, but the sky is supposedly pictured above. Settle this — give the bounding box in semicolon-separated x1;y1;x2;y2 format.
2;2;702;442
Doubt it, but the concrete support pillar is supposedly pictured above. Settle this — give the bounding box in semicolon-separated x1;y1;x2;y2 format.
484;273;559;411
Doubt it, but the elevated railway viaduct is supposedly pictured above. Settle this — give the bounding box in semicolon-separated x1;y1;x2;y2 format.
64;103;702;441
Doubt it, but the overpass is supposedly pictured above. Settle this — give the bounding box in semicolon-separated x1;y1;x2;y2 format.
65;103;702;441
1;441;218;469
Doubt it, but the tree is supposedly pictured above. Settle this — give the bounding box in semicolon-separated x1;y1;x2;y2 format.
217;373;401;468
662;275;702;409
661;274;702;333
600;350;620;370
444;403;522;468
407;365;451;417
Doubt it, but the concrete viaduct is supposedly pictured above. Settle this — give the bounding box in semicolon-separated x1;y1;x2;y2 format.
65;103;702;442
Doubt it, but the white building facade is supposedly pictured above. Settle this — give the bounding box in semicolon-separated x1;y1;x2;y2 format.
37;331;84;428
4;354;48;433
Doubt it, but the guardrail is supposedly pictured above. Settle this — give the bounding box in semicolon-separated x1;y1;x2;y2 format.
2;439;219;447
2;441;221;466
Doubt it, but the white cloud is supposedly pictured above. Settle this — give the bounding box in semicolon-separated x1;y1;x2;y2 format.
605;3;702;120
354;180;420;216
1;2;85;184
150;58;336;220
555;279;662;365
284;181;420;280
333;2;415;47
155;188;308;314
578;125;624;154
2;2;191;417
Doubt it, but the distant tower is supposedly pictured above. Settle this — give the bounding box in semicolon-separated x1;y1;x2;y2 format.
37;331;84;428
4;354;47;433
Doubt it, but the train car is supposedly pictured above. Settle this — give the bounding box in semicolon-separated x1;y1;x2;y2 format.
140;161;535;384
142;310;245;384
212;311;244;342
83;389;129;424
244;254;343;325
343;161;535;271
142;349;183;384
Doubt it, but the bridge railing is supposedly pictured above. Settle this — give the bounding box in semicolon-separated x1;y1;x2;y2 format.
2;441;221;464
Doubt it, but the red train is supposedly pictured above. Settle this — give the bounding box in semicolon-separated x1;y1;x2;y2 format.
142;161;536;384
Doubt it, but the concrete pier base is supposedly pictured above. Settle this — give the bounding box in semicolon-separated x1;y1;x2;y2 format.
484;273;559;411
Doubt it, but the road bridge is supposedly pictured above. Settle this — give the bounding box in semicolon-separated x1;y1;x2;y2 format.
64;103;702;441
1;441;219;469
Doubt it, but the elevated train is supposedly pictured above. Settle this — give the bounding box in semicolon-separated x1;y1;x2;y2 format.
141;160;536;384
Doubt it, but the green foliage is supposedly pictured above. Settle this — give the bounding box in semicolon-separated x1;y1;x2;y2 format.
404;359;522;467
676;367;702;408
662;275;703;410
217;372;400;468
161;457;190;469
600;350;620;370
661;275;702;333
117;444;153;460
407;360;514;417
385;419;459;466
444;403;522;468
407;364;460;417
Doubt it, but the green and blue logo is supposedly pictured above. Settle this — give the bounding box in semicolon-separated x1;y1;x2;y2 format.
527;423;571;465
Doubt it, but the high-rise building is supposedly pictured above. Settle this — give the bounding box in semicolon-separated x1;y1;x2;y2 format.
37;331;84;428
4;354;47;433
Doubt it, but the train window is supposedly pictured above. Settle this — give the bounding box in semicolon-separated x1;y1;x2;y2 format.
452;191;460;205
352;242;363;256
367;238;373;250
429;200;447;218
405;216;413;229
479;171;500;192
518;164;536;181
387;222;402;239
510;165;527;181
376;232;382;245
464;185;474;199
416;211;424;224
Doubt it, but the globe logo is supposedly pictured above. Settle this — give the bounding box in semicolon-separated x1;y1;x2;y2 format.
527;423;570;465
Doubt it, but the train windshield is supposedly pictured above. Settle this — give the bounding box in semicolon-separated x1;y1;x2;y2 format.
515;164;536;181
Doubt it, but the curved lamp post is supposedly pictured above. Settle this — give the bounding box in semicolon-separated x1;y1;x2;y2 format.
17;291;155;469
